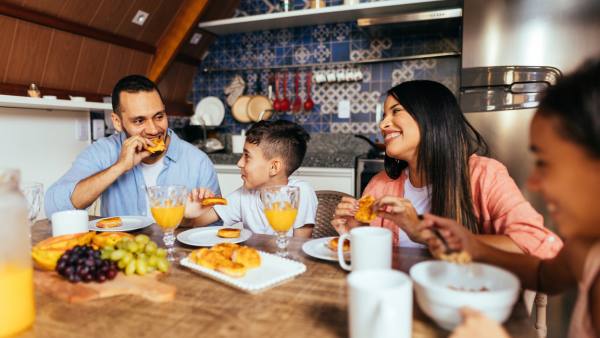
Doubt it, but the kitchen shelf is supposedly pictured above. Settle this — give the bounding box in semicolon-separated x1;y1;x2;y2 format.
0;95;111;112
201;51;460;73
198;0;460;35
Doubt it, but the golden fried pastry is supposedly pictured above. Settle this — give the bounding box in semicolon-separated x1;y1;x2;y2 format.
96;217;122;228
215;260;247;278
190;248;229;269
327;237;350;252
201;197;228;207
145;138;166;154
439;251;472;265
354;195;377;223
232;247;261;269
211;243;240;259
217;227;241;238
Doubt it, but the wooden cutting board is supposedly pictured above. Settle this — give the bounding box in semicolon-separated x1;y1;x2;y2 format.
34;270;176;303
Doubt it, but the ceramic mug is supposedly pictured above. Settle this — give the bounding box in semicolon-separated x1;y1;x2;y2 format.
336;70;347;82
313;71;326;84
326;71;337;83
338;227;392;271
51;210;89;237
348;269;413;338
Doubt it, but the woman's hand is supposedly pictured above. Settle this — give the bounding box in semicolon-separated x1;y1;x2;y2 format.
331;197;363;235
419;214;483;259
450;308;510;338
373;196;425;243
184;188;216;219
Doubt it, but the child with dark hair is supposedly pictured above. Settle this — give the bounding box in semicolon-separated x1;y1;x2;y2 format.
185;120;317;238
426;59;600;338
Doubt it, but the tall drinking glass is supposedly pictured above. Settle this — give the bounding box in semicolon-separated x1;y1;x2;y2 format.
260;185;299;257
20;182;43;226
146;185;187;262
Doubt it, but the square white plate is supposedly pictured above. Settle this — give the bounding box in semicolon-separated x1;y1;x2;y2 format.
180;251;306;294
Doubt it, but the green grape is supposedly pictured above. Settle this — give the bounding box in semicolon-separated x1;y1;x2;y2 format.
156;248;167;258
125;260;136;276
116;239;130;250
110;249;126;261
135;234;150;245
157;258;169;273
121;252;133;265
117;259;127;270
147;255;158;268
127;242;140;253
137;253;147;261
136;258;148;275
100;249;112;260
144;242;158;255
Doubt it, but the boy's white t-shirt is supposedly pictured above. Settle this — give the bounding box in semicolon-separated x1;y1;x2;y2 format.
400;169;431;248
213;178;318;236
140;158;165;217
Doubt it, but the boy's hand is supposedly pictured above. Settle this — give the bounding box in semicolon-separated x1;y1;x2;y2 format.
184;188;216;219
450;308;510;338
331;197;363;235
373;196;424;243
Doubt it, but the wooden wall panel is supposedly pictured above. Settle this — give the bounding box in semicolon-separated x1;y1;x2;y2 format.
139;0;181;44
40;29;82;89
98;46;133;94
56;0;100;25
4;20;53;85
0;16;18;82
20;0;62;17
71;38;110;94
173;63;196;102
88;0;136;37
128;50;153;77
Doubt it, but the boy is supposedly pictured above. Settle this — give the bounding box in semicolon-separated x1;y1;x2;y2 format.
185;120;317;238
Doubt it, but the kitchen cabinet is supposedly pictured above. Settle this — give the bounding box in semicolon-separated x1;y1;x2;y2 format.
214;164;354;196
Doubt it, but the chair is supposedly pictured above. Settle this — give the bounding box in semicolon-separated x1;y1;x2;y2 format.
523;290;548;338
312;190;352;239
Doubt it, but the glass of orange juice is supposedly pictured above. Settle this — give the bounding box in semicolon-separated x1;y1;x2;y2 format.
146;185;187;262
260;185;300;257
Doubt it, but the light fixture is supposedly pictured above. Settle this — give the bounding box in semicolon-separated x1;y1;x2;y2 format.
132;10;149;26
189;33;203;45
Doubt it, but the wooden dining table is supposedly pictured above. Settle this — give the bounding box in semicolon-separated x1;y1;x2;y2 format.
20;219;537;338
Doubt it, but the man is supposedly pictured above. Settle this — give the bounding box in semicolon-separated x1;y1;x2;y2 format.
45;75;220;219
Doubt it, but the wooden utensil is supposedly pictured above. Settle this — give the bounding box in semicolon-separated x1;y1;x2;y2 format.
247;76;273;122
303;72;314;112
280;71;290;112
292;72;302;113
231;73;252;123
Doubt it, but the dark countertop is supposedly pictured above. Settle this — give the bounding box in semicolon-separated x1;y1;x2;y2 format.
207;151;358;168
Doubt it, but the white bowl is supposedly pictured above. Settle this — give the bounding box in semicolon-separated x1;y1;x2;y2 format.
409;261;520;330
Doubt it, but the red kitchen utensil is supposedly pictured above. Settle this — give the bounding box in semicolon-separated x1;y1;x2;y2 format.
292;71;302;113
273;72;281;112
303;72;314;112
280;71;290;112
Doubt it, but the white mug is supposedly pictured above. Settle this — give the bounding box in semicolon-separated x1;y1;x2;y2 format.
326;71;337;83
338;227;392;271
51;210;89;237
336;70;347;82
348;269;413;338
313;71;326;84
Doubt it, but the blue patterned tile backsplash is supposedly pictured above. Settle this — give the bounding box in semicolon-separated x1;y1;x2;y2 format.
192;0;461;142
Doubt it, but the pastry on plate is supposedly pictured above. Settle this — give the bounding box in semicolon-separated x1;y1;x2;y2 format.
232;247;261;268
211;243;240;259
215;260;247;278
217;227;241;238
190;248;228;270
96;217;122;228
354;195;377;223
327;237;350;252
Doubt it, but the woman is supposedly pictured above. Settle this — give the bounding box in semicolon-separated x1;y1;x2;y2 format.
427;59;600;338
332;80;561;258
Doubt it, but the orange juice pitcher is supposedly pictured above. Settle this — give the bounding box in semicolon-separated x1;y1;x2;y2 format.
0;169;35;337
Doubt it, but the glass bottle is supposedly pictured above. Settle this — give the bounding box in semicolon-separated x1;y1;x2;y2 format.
0;169;35;337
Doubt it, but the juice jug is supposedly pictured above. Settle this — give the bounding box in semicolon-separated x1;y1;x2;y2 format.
0;169;35;337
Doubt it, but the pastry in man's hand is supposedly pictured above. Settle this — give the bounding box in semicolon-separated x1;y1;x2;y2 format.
145;138;166;154
354;195;377;223
232;247;261;268
217;227;241;238
201;197;228;207
327;237;350;252
96;217;122;228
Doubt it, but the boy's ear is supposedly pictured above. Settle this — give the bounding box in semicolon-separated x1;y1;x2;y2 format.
269;158;283;176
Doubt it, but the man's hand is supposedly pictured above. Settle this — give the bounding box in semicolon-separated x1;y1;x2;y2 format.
185;187;216;219
331;196;364;235
115;136;153;172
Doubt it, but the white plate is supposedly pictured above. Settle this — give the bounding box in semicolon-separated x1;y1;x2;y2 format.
89;216;154;232
177;226;252;246
301;237;350;262
194;96;225;126
180;250;306;294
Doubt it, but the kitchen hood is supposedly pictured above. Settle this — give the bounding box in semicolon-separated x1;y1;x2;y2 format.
357;7;462;27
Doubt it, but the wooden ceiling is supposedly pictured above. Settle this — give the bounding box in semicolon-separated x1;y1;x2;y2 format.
0;0;240;115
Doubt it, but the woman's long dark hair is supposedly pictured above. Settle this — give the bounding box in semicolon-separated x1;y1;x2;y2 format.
384;80;488;233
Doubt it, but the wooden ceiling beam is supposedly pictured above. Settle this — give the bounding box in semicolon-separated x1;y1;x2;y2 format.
0;2;156;54
147;0;210;82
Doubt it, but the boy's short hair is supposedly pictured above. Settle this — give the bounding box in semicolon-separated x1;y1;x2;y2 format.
245;120;310;176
